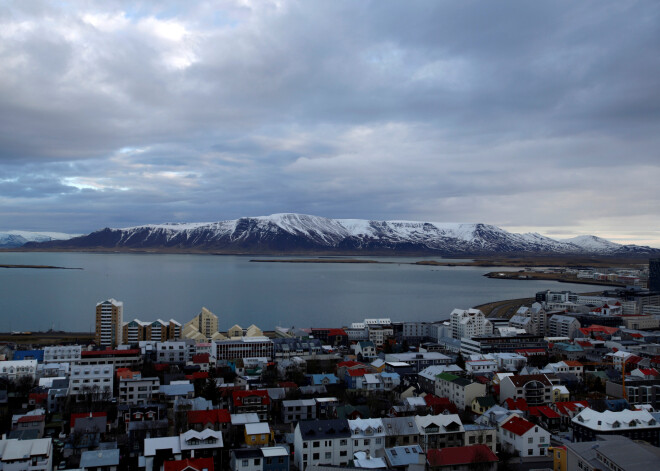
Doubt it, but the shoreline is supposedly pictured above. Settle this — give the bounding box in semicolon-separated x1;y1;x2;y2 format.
0;264;82;270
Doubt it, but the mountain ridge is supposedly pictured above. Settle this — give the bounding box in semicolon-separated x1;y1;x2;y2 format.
19;213;660;256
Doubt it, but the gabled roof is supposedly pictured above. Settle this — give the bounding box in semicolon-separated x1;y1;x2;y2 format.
505;398;529;412
504;374;552;387
501;416;536;436
71;412;107;427
529;406;560;419
233;389;270;407
164;457;214;471
297;419;351;440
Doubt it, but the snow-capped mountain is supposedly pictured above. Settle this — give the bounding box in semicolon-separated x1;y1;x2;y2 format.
22;213;660;256
0;231;78;248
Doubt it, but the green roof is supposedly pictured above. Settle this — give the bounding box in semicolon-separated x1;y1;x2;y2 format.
436;372;459;382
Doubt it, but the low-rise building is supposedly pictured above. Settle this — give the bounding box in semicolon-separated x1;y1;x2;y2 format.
571;408;660;446
119;377;160;405
0;438;53;471
434;373;486;411
414;414;464;451
499;374;553;406
293;419;352;470
498;415;551;458
69;364;113;401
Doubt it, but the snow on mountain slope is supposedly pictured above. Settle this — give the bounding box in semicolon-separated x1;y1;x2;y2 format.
22;213;659;255
0;231;77;248
562;235;622;252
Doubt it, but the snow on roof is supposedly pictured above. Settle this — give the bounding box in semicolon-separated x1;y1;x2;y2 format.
245;422;271;435
573;408;658;431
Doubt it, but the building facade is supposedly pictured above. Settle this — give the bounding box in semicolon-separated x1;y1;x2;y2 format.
95;298;123;348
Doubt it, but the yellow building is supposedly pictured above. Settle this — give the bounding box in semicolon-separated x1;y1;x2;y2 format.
183;307;225;340
548;446;566;471
552;385;570;403
95;299;123;348
244;422;274;446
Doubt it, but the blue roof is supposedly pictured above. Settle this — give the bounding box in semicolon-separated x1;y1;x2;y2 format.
160;383;194;396
384;445;424;467
310;374;339;385
80;449;120;467
13;350;44;362
380;372;400;379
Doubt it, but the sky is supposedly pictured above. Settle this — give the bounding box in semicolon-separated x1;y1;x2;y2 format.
1;1;659;246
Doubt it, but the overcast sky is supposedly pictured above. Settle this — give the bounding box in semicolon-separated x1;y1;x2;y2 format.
1;1;659;246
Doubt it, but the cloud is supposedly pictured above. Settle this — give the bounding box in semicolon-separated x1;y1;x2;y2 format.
0;0;658;245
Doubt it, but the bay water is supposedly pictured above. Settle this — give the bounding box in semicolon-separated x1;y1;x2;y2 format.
0;252;605;332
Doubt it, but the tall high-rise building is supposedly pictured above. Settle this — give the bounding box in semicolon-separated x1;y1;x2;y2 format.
95;299;123;348
182;307;224;340
650;258;660;292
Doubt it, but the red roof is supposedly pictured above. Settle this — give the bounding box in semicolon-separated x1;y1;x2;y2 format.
28;393;47;403
347;368;368;377
631;333;643;339
70;411;107;427
554;401;589;415
424;395;459;414
529;406;560;419
232;390;270;407
17;415;45;423
501;416;535;436
278;381;298;389
192;353;210;364
337;360;363;368
576;341;593;347
505;398;529;412
327;328;348;336
639;368;659;376
82;349;140;357
185;372;209;380
427;445;498;466
187;409;231;425
563;360;583;367
154;363;170;371
164;457;214;471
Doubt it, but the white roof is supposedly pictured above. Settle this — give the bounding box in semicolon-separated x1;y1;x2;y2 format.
573;408;657;431
415;414;464;432
231;413;260;425
363;374;380;384
245;422;271;435
144;436;181;456
262;447;289;457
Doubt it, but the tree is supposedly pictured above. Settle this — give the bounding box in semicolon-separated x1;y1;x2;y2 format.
455;353;466;369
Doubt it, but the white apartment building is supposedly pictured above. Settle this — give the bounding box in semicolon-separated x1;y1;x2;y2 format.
119;377;160;405
414;414;465;451
0;360;38;382
490;353;528;372
547;315;581;339
43;345;81;364
434;373;486;411
156;341;192;364
348;418;385;457
69;364;113;401
450;309;493;340
294;419;353;470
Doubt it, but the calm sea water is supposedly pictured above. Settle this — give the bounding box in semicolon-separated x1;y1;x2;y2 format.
0;252;605;332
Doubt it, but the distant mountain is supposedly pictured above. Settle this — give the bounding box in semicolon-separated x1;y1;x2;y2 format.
0;231;78;248
21;213;660;256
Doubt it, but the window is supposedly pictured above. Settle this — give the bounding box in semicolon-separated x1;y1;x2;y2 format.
528;449;533;456
254;459;260;465
340;451;347;457
469;436;475;444
340;439;347;446
528;437;533;444
325;453;331;459
313;441;320;448
242;460;248;467
312;453;319;460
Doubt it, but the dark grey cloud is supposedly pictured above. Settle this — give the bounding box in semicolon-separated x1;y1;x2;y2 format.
0;0;659;245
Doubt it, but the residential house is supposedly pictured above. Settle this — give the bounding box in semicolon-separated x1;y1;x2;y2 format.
571;408;660;446
232;390;271;421
499;375;553;406
381;417;420;447
244;422;274;447
414;414;464;451
80;448;120;471
348;418;385;458
434;373;486;411
498;415;551;458
293;419;352;470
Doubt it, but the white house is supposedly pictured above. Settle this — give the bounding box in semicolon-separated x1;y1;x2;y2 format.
69;364;113;401
0;438;53;471
294;419;352;470
414;414;464;451
498;415;550;457
348;418;385;457
0;360;38;382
